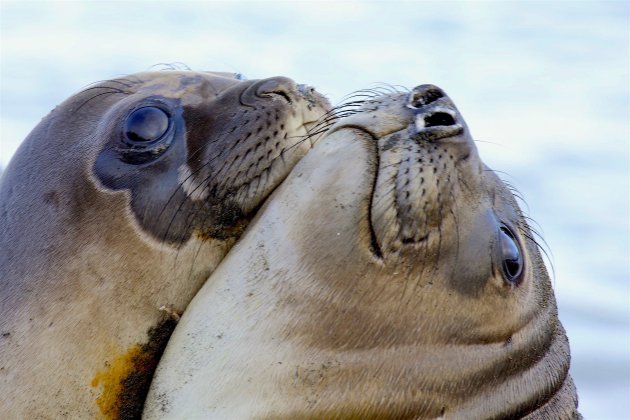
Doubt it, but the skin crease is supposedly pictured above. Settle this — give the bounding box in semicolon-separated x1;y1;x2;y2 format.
0;71;330;419
144;85;580;419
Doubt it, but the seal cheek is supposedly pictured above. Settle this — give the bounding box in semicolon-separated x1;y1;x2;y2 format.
177;163;209;202
445;208;498;297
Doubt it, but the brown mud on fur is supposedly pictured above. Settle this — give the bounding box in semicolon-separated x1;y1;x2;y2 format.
195;216;248;242
91;317;178;419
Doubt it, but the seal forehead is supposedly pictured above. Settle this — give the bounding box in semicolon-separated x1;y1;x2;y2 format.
125;71;243;106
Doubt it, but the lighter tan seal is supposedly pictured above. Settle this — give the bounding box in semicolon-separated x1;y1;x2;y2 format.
0;70;329;418
144;84;580;419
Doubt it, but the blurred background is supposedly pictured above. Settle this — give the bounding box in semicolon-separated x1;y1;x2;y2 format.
1;1;628;417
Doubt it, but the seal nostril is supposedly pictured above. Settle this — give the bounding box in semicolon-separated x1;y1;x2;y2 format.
409;85;445;108
271;91;292;103
256;77;296;103
424;112;456;127
420;88;444;105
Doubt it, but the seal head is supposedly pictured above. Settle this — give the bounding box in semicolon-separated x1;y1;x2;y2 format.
0;71;330;418
145;85;580;419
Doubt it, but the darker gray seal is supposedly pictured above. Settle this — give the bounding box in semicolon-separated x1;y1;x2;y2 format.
0;70;330;418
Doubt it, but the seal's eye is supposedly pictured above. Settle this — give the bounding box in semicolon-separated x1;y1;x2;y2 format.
499;225;523;283
125;107;170;142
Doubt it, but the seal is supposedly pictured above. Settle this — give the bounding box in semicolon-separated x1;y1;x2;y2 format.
144;84;580;418
0;70;330;418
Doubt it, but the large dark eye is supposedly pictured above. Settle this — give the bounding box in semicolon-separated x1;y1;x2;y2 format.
125;106;170;143
499;225;524;283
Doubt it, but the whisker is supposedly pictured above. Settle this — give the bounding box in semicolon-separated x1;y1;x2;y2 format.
74;90;128;113
373;82;405;94
150;63;178;71
474;139;503;146
77;86;127;95
519;227;556;283
80;79;134;90
184;233;210;291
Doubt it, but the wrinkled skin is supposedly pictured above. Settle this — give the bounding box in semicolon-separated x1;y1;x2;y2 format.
0;71;329;418
145;85;580;419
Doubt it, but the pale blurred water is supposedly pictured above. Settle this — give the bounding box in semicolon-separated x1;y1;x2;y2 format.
1;1;628;418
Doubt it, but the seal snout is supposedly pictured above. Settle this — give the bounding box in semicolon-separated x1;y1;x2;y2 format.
369;84;482;254
254;76;297;103
407;84;465;142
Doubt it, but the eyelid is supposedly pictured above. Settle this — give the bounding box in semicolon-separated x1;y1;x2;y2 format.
498;223;524;284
